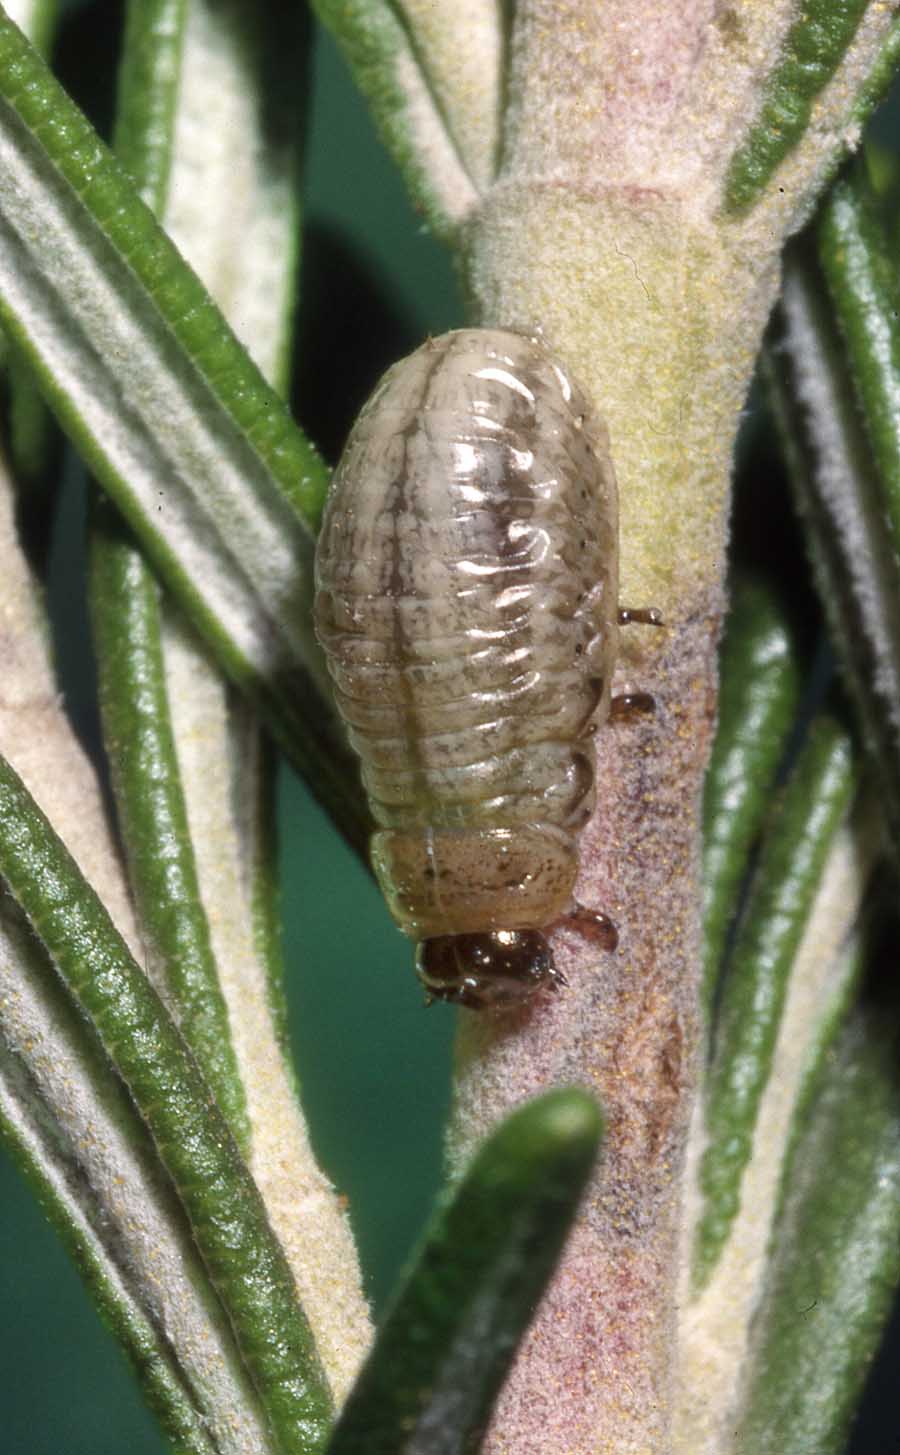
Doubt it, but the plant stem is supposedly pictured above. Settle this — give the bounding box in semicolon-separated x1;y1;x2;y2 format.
454;147;791;1455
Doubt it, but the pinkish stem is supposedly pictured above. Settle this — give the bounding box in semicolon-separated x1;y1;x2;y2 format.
449;602;719;1452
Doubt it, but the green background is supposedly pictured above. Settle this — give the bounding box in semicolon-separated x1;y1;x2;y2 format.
0;8;896;1452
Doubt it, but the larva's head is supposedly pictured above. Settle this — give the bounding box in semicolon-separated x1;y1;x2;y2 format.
415;930;564;1011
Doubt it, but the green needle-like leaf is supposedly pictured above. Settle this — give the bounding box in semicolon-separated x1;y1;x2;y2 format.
1;1;62;565
725;0;871;214
326;1089;602;1455
6;334;61;567
694;714;856;1290
768;233;900;858
114;0;186;230
310;0;480;233
0;11;367;852
817;158;900;560
88;0;372;1396
5;0;56;57
0;438;278;1452
0;900;275;1455
734;999;900;1454
848;19;900;158
0;751;334;1454
249;732;293;1057
85;0;307;1154
90;499;250;1147
702;573;803;1020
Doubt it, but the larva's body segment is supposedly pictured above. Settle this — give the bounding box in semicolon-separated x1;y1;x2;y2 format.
315;329;619;1007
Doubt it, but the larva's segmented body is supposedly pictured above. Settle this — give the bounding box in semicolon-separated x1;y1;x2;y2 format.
315;329;621;1008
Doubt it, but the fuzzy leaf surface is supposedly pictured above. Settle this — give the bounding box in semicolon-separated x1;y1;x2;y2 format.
702;573;803;1017
0;752;334;1454
0;12;366;849
735;1003;900;1454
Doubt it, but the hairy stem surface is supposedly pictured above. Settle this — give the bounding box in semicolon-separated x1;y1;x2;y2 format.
443;2;887;1443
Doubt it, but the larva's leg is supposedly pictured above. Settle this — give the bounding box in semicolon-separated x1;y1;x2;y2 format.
610;691;656;720
617;606;664;626
613;608;660;719
563;904;619;951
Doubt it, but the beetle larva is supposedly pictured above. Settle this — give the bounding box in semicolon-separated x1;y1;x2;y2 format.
315;328;631;1010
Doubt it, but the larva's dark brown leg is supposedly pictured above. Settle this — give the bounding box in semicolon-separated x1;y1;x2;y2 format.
618;606;664;626
610;691;656;720
613;608;660;720
563;904;619;951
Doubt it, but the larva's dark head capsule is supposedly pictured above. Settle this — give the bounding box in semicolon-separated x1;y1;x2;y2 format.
415;930;564;1010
